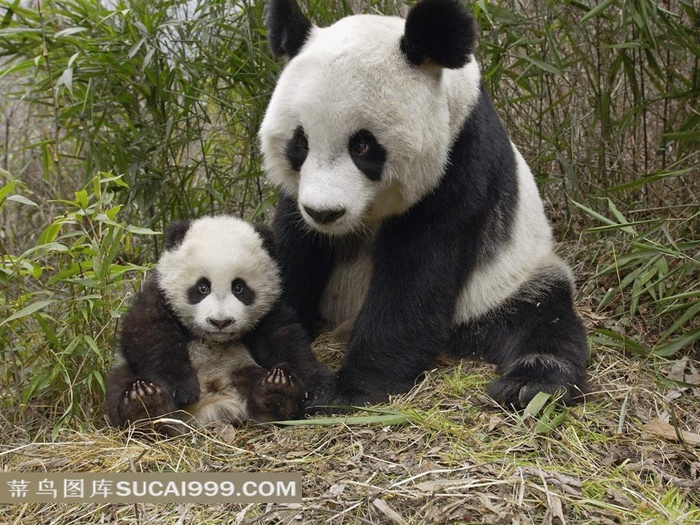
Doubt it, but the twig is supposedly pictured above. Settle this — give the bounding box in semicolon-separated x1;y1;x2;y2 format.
517;466;582;496
36;0;62;186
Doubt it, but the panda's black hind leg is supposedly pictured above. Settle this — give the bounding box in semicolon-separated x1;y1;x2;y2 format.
449;276;589;409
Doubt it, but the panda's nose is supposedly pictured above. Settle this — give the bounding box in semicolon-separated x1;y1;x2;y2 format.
207;318;233;330
303;206;346;225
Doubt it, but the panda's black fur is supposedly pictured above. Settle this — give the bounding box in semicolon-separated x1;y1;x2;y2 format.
259;0;589;410
104;216;334;433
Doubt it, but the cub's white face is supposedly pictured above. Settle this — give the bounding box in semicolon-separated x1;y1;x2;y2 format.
260;14;481;236
156;217;280;342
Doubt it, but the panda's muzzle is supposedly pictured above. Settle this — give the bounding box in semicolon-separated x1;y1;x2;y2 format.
303;205;346;225
207;317;234;331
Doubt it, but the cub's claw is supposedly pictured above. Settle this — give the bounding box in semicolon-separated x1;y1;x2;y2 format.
264;368;293;386
119;380;175;423
253;367;306;421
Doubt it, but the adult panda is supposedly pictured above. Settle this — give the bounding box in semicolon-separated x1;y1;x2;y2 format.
259;0;589;409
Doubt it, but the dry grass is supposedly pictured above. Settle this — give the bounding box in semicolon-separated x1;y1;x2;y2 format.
2;323;699;524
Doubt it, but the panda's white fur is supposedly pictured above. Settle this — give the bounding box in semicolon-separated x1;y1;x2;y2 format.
157;216;281;342
185;340;259;426
260;0;589;409
261;15;481;236
454;148;572;322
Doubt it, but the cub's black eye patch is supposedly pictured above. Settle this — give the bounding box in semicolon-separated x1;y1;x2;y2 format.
232;278;255;306
286;126;309;171
188;277;211;305
348;129;386;181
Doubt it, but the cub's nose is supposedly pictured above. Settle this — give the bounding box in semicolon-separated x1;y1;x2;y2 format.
207;318;233;330
303;206;346;225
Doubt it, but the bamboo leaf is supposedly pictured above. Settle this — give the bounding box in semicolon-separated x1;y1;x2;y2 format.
6;194;38;207
653;328;700;358
274;409;409;427
55;27;88;38
580;0;618;25
1;299;56;327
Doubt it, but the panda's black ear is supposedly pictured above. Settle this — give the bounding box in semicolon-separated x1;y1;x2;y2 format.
163;220;191;251
253;223;278;259
265;0;312;59
400;0;477;70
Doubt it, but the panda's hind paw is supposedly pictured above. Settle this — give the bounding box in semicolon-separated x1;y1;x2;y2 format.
264;367;293;387
119;380;176;423
487;355;588;409
253;367;306;421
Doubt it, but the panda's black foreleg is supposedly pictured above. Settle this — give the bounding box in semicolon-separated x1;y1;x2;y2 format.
243;301;336;402
448;278;589;408
306;295;452;412
310;221;471;411
272;194;335;334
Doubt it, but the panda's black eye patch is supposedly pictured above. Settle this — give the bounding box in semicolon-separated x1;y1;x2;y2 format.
188;277;211;305
232;278;255;306
348;129;386;182
286;126;309;172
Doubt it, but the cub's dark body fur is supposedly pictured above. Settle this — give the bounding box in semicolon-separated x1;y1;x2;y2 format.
105;278;331;430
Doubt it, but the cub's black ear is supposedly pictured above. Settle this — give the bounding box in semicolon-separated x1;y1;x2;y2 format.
400;0;477;69
253;223;278;259
164;220;191;250
266;0;312;59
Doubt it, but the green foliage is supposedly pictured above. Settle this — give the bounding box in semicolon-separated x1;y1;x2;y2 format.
521;391;569;435
574;198;699;358
1;0;279;234
474;0;698;208
471;0;698;359
1;173;153;435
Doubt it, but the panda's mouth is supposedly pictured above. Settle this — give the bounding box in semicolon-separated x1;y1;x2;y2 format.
197;328;239;343
306;219;355;237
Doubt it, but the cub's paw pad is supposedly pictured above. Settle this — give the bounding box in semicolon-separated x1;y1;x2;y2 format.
119;381;173;421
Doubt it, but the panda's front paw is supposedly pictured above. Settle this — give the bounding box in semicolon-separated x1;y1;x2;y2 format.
305;385;375;415
118;380;177;423
487;355;588;409
169;373;201;407
253;368;306;421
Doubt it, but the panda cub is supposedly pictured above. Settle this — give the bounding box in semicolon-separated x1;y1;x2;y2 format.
104;215;333;432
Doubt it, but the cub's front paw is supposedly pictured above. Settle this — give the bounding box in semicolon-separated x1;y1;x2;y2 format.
169;373;200;407
253;368;306;421
487;355;588;409
118;380;176;423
